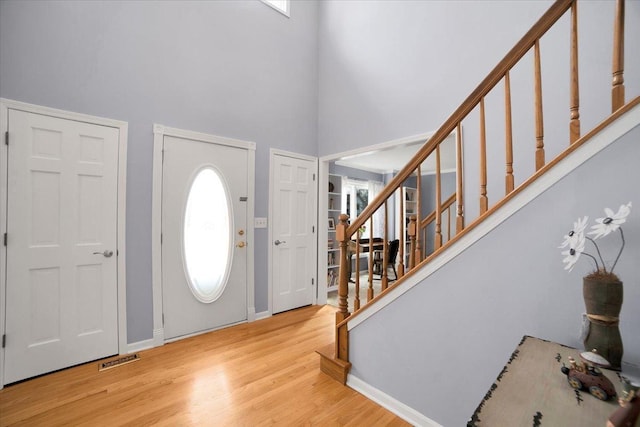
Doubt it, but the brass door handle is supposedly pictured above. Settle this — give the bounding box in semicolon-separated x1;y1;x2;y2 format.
236;241;246;248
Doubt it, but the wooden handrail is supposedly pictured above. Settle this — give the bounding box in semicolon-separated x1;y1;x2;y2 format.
336;96;640;332
344;0;573;237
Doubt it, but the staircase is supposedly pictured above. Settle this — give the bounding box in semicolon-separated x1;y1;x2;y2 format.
319;0;639;424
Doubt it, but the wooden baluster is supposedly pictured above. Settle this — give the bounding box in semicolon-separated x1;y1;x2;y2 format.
367;216;374;302
479;98;489;215
570;0;581;143
381;202;389;291
414;168;422;263
612;0;625;112
504;71;515;194
353;232;360;312
397;186;405;278
434;144;443;250
408;215;417;270
455;123;465;233
534;39;545;170
447;206;452;241
336;214;350;324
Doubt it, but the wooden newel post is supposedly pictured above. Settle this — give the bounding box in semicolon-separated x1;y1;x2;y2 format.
408;215;417;270
336;214;350;324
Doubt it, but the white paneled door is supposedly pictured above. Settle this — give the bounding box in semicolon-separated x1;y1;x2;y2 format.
4;110;119;384
161;135;248;340
271;154;316;314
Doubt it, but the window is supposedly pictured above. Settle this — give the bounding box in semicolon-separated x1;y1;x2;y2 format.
183;167;233;303
262;0;290;17
342;179;384;239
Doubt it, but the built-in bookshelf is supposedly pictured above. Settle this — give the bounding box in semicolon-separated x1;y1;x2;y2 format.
397;186;417;267
327;174;342;291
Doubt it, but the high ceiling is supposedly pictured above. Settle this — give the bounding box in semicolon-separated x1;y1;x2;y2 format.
335;135;456;175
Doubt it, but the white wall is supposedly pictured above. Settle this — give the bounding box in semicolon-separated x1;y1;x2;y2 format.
348;123;640;426
0;0;319;342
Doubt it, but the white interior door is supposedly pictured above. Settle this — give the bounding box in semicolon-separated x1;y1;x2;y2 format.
271;153;317;314
161;135;248;340
4;109;119;384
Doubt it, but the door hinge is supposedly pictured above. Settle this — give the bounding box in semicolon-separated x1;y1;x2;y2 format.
3;233;6;246
162;314;165;326
160;233;163;244
312;225;315;233
4;131;8;146
240;196;248;202
311;278;315;286
2;334;5;348
312;173;316;181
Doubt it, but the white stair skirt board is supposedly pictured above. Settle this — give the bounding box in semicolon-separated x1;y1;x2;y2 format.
347;374;442;426
346;102;640;332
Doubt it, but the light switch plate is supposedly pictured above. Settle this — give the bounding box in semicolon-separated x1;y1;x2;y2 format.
254;217;267;228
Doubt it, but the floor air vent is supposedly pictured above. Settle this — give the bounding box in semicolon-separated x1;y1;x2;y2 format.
99;353;140;371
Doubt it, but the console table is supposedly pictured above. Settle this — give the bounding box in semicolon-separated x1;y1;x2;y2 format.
468;335;635;426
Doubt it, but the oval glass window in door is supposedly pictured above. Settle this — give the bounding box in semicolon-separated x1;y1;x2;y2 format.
183;167;233;303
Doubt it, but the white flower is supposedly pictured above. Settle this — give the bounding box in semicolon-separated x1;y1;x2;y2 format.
589;202;632;239
559;216;589;249
561;231;586;272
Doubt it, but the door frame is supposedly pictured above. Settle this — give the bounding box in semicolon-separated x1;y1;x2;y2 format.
151;124;256;345
268;149;318;315
317;131;434;305
0;98;128;389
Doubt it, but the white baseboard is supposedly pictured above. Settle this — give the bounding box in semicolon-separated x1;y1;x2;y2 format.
126;328;164;353
126;338;155;354
255;310;271;321
347;374;442;426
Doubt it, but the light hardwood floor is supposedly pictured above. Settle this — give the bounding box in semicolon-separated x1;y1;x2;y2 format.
0;305;409;426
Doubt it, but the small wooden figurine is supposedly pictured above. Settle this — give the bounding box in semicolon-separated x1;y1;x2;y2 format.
560;349;616;401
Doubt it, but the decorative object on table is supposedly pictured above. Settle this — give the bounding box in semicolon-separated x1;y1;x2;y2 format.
560;202;632;369
560;349;616;401
607;376;640;427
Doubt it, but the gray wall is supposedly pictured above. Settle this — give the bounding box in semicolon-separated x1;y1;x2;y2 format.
0;0;319;342
318;0;640;223
349;124;640;426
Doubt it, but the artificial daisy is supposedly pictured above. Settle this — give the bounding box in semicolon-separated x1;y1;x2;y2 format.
561;231;585;272
559;215;588;249
589;202;632;239
561;202;632;276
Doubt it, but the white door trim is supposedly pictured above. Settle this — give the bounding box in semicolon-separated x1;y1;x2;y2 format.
317;131;434;305
268;149;318;315
0;98;128;389
151;124;256;346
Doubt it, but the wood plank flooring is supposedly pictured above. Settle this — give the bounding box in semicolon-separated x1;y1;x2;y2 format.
0;305;409;426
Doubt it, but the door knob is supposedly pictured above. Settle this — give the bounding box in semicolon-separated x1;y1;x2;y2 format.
236;241;246;248
93;250;114;258
274;240;286;246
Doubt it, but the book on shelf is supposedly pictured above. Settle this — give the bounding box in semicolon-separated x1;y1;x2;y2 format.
327;270;338;288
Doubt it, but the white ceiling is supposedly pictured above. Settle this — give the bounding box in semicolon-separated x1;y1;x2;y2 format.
334;135;456;175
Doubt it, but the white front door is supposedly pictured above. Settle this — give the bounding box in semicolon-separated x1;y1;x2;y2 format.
161;135;249;340
4;109;119;384
271;153;317;314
